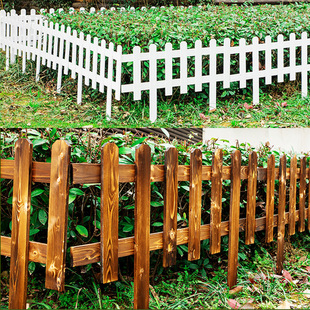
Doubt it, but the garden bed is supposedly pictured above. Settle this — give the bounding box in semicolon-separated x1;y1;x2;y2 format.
44;4;310;52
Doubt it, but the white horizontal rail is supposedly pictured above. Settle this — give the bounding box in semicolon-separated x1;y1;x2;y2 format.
0;8;309;122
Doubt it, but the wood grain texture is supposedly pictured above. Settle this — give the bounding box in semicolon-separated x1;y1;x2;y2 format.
101;143;119;283
9;139;33;310
45;140;71;292
276;155;286;275
298;157;306;233
2;159;309;184
266;155;275;243
245;152;257;245
188;149;202;261
69;208;308;266
1;236;47;264
134;145;151;310
210;149;223;254
289;156;297;235
163;147;178;267
227;150;241;289
1;159;51;182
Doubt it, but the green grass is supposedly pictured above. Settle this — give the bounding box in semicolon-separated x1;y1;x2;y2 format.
1;51;310;127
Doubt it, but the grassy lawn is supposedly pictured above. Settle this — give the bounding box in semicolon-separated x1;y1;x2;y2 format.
1;51;310;128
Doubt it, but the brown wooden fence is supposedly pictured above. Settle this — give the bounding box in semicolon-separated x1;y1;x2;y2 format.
1;138;309;309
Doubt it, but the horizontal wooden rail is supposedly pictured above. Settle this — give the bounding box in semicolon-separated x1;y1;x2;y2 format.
2;209;305;266
69;209;306;267
1;159;308;184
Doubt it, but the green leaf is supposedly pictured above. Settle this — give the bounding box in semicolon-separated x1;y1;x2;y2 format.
32;139;48;147
31;188;45;197
76;225;88;237
150;201;164;207
93;220;101;229
122;223;134;233
152;222;163;227
38;209;47;225
119;147;132;155
69;188;84;196
68;194;76;204
29;229;40;236
28;261;36;275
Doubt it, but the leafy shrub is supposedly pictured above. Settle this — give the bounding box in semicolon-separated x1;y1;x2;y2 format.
2;129;308;260
43;4;310;101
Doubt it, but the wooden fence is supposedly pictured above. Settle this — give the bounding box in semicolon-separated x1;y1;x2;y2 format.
1;138;310;309
1;7;310;122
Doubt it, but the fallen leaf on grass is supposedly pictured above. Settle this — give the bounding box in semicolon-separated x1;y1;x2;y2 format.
277;300;293;309
305;266;310;273
228;299;241;309
243;103;253;110
240;299;255;310
199;113;208;121
282;270;293;283
210;108;217;113
229;286;243;295
303;289;310;299
281;102;287;107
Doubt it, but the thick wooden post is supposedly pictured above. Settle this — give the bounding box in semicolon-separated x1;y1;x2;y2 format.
9;139;33;309
210;149;223;254
45;140;71;291
289;156;297;235
134;144;151;310
163;147;178;267
276;155;286;274
299;157;306;233
227;150;241;288
101;143;119;283
245;152;257;245
188;149;202;261
265;154;275;243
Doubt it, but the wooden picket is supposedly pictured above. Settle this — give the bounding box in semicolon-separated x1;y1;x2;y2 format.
101;143;119;284
1;140;310;309
227;150;241;288
1;7;310;122
45;140;71;292
9;139;33;309
276;155;287;275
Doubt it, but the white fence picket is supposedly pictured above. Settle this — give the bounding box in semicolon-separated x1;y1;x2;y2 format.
1;8;310;122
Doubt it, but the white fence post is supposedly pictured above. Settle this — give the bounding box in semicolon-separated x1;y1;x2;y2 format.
149;43;157;122
252;37;259;105
301;32;308;98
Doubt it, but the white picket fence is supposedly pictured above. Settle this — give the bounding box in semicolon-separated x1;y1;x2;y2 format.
1;8;309;122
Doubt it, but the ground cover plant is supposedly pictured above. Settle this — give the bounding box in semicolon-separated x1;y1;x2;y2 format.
1;50;310;127
1;128;310;308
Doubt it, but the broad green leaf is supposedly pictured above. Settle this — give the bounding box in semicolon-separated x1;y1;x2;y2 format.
69;188;84;196
38;209;47;225
76;225;88;237
31;188;45;197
